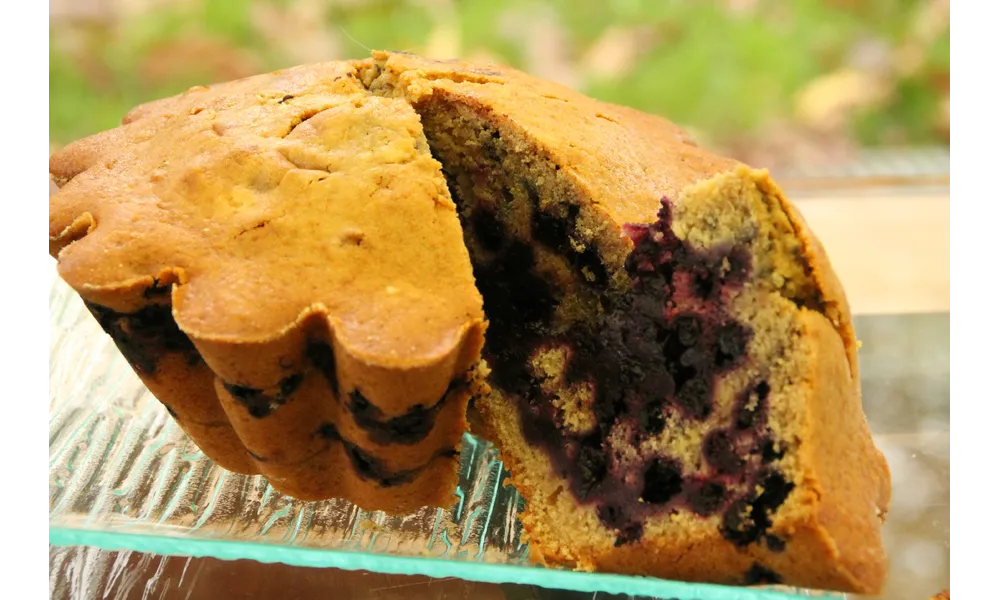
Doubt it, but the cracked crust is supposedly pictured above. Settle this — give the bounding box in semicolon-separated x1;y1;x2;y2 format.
49;58;485;511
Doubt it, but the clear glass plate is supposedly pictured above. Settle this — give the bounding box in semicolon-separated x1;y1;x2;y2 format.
48;272;851;600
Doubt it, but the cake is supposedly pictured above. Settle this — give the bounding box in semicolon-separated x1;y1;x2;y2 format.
48;59;487;512
49;50;890;593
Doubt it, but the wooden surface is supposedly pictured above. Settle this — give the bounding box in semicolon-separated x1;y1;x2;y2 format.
792;191;950;315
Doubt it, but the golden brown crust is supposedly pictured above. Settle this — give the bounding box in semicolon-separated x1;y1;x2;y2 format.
137;348;257;474
774;311;890;593
765;181;860;381
372;51;739;227
50;57;485;511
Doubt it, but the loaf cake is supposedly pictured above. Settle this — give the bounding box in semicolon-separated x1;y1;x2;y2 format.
49;50;890;593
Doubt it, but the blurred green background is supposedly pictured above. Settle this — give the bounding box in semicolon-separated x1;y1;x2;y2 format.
49;0;949;170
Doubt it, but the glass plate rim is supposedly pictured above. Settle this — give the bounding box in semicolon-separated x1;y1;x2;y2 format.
49;526;830;600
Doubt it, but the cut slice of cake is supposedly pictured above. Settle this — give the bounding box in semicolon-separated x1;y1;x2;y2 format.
366;52;891;593
48;60;486;511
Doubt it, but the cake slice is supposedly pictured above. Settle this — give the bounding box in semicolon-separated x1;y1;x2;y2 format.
365;52;891;593
48;60;486;511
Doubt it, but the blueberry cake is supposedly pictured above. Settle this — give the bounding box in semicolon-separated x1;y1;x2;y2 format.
49;60;487;511
50;51;890;593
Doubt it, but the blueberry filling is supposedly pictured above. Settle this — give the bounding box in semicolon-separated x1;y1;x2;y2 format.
311;421;458;487
227;337;461;438
720;471;795;547
530;204;608;285
305;335;462;444
574;440;609;500
687;480;728;517
468;197;793;545
471;208;506;253
674;314;702;346
417;118;795;550
223;386;270;418
675;374;713;420
345;444;385;483
744;563;783;585
760;438;785;464
306;341;338;397
703;429;744;475
765;534;787;553
315;422;340;441
613;522;644;547
641;458;684;504
531;205;577;251
521;178;540;204
637;400;667;437
223;373;304;418
347;379;462;445
735;381;770;430
246;448;269;463
279;373;304;397
143;278;172;299
597;503;633;532
795;292;827;313
85;301;201;375
714;321;752;369
481;130;504;162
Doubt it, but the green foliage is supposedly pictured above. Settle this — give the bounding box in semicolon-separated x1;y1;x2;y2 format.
48;0;949;151
586;2;819;135
456;0;528;67
202;0;259;48
329;0;435;57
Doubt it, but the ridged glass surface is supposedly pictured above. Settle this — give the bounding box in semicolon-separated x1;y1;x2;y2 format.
49;274;843;600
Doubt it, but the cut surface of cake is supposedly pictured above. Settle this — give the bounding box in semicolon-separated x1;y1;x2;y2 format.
367;52;891;593
49;50;890;593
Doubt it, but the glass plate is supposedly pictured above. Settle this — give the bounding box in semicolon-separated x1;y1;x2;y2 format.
49;271;850;600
